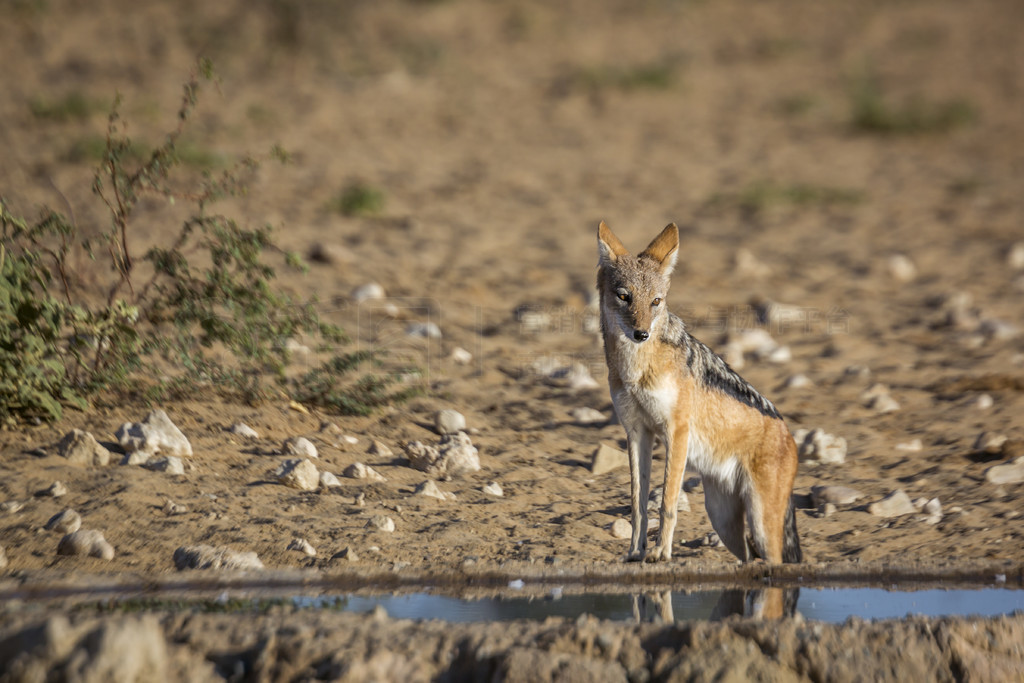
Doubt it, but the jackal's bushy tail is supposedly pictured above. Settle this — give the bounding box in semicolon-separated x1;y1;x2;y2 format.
783;499;802;563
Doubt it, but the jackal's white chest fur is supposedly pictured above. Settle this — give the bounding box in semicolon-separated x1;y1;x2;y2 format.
612;337;679;431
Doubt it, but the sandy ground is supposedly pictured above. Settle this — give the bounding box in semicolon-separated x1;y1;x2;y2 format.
2;0;1024;677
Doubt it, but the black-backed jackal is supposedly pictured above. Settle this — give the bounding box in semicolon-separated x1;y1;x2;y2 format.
597;221;801;564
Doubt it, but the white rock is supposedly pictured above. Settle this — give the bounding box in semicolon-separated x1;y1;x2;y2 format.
406;321;442;339
729;328;781;361
274;458;320;491
482;481;504;497
143;456;185;475
1008;242;1024;270
229;423;259;439
352;282;385;303
985;457;1024;485
810;485;863;507
288;538;317;557
173;545;264;570
1;501;25;514
116;410;192;458
794;429;847;464
45;481;68;498
343;462;387;482
163;500;188;516
369;440;394;458
896;439;923;452
571;407;607;425
974;432;1008;454
414;480;456;501
319;471;341;488
978;318;1019;341
869;394;901;414
867;490;917;518
403;432;480;479
886;254;917;282
591;442;628;475
435;409;467;435
648;486;690;513
450;347;473;365
766;345;792;364
333;546;359;562
610;519;632;539
57;529;114;561
973;394;994;410
366;515;395;532
57;429;111;467
45;509;82;534
923;497;942;515
860;383;890;404
282;436;318;459
784;374;813;389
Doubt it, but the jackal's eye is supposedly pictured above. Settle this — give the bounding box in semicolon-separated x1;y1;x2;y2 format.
616;290;631;303
651;297;662;307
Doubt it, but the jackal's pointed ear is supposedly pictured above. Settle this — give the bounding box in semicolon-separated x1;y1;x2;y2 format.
597;221;629;266
640;223;679;276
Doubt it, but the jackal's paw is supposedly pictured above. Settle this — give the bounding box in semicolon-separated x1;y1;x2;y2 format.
624;550;645;563
644;545;672;563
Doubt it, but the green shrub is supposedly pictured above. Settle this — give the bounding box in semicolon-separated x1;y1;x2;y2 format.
850;67;976;135
1;60;416;425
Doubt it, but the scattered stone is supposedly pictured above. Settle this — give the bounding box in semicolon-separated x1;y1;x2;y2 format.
794;429;847;464
450;347;473;364
1008;242;1024;270
319;471;341;488
820;503;837;517
344;462;387;482
57;429;111;467
784;374;813;389
163;500;188;516
867;489;917;518
288;538;317;557
435;409;467;435
896;439;923;452
57;529;114;561
120;451;151;466
406;321;442;339
978;318;1019;341
1;500;25;514
332;546;359;562
309;241;354;265
571;407;606;425
541;362;600;391
886;254;917;282
648;486;690;513
810;485;864;507
403;432;480;479
274;458;320;491
985;457;1024;485
483;481;504;497
173;545;264;571
116;410;192;458
868;393;901;414
843;364;871;380
974;432;1008;454
369;440;394;458
45;509;82;534
414;480;456;501
228;422;259;439
610;518;632;539
351;282;385;302
282;436;318;459
44;481;68;498
366;515;395;532
702;532;724;548
727;328;788;364
591;442;628;475
973;394;994;410
143;456;185;476
355;493;366;506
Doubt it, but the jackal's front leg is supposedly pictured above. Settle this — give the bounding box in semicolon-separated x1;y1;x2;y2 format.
626;427;653;562
647;425;689;562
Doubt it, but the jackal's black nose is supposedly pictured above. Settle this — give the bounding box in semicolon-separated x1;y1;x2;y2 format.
633;329;649;342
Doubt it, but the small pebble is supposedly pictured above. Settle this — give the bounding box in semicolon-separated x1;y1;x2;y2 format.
333;546;359;562
369;440;394;458
784;374;813;389
435;409;467;435
343;462;387;482
44;481;68;498
351;282;385;302
610;518;632;539
366;515;395;532
228;423;259;439
482;481;504;497
974;432;1008;454
45;509;82;534
414;480;456;501
282;436;318;459
571;407;606;425
57;529;114;561
163;500;188;516
896;439;923;452
1008;242;1024;270
886;254;917;282
973;394;993;410
287;538;317;557
319;471;341;488
407;321;442;339
274;458;320;491
450;347;473;365
867;489;917;518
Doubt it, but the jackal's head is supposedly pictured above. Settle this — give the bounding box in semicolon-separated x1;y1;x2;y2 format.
597;221;679;344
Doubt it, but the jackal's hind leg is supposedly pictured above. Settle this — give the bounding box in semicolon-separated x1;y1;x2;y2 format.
703;478;749;562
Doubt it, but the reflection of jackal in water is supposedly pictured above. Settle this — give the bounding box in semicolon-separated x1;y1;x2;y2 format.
597;222;801;564
632;588;800;622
